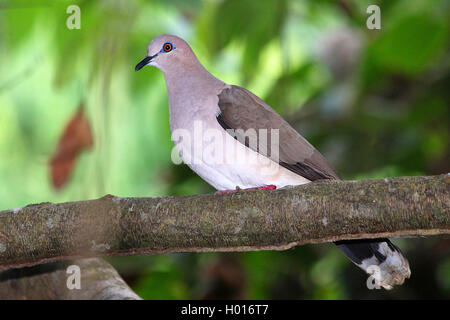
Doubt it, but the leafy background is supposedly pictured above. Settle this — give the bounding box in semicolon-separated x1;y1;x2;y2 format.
0;0;449;299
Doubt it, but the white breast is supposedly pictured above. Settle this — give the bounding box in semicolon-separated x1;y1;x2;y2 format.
171;113;310;191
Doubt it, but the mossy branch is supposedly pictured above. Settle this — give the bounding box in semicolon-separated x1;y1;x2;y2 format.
0;174;449;269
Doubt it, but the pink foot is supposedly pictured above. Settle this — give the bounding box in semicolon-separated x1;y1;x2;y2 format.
215;185;276;195
257;185;277;191
215;186;242;195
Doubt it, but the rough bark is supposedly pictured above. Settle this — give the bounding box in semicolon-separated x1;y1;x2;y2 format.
0;174;448;270
0;258;141;299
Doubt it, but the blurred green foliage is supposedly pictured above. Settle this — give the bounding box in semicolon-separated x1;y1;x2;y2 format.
0;0;448;299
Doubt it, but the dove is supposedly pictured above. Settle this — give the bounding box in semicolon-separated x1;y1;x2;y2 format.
135;34;410;289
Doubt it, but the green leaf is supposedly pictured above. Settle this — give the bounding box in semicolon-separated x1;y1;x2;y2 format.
370;14;448;75
210;0;287;79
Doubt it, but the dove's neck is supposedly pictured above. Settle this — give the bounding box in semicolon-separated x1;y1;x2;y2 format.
162;62;226;132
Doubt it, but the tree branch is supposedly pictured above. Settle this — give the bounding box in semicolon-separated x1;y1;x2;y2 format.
0;174;449;269
0;258;141;299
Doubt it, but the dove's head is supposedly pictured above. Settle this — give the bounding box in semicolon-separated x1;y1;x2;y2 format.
135;34;198;74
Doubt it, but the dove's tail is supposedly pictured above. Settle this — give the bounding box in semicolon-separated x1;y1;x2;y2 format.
335;239;411;289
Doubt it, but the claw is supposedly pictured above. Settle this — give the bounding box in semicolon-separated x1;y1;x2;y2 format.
214;186;241;195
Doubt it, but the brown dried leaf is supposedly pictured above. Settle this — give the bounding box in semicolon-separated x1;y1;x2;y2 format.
50;106;93;189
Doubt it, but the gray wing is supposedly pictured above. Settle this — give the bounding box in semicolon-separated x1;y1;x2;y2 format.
216;85;341;181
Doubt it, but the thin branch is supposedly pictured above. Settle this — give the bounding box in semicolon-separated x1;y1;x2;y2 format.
0;174;449;269
0;258;141;300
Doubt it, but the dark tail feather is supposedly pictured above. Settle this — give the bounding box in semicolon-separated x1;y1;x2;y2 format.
335;238;410;289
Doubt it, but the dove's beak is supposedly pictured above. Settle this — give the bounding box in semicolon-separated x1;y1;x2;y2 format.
135;54;157;71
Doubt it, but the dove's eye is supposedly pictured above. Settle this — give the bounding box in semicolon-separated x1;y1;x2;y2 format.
162;42;174;53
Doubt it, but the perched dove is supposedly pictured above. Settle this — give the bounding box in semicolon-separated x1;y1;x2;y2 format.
135;34;410;289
